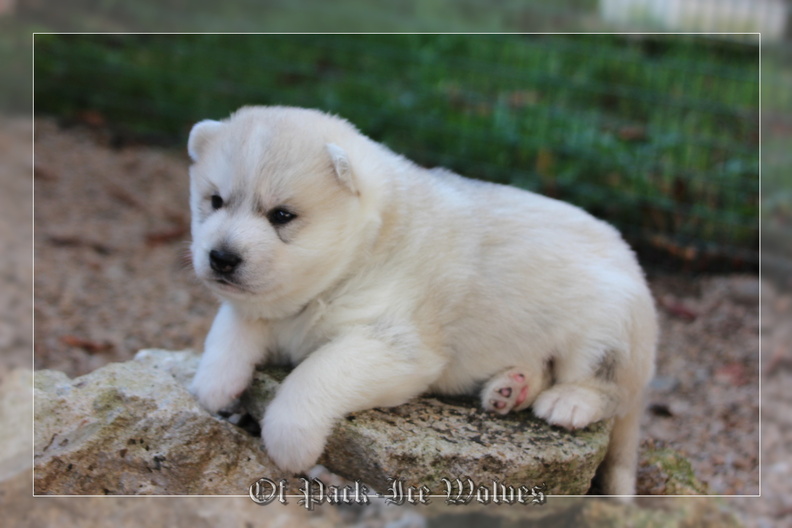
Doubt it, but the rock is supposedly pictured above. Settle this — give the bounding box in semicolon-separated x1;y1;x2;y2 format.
0;368;33;481
12;367;741;528
321;397;609;495
34;349;615;495
34;355;279;494
727;277;761;306
239;359;611;495
637;441;709;495
649;375;679;392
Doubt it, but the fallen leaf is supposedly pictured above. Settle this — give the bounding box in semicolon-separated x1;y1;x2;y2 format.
145;224;189;246
60;335;114;354
658;297;698;321
715;363;748;386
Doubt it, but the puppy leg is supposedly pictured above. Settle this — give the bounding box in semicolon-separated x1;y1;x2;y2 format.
189;302;270;413
481;365;550;415
261;325;445;473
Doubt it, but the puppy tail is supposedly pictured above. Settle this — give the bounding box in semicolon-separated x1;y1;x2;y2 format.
596;397;645;497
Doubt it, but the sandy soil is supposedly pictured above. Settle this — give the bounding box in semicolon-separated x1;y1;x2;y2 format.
3;118;787;523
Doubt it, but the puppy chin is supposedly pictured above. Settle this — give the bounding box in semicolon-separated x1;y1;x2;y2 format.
193;262;253;298
208;277;251;297
198;272;299;319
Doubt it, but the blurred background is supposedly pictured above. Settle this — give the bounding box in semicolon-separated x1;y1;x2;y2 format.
31;33;761;272
3;1;789;273
2;0;790;527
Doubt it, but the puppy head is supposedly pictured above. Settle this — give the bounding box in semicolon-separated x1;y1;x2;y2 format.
187;106;379;318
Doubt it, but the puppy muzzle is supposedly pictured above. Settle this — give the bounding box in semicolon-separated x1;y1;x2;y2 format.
209;248;243;275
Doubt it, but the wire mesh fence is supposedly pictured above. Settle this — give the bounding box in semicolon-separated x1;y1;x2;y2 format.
33;33;760;271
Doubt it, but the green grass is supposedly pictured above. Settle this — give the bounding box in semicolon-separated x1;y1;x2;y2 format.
33;34;760;268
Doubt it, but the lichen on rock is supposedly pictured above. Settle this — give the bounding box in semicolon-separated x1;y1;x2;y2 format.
637;441;709;495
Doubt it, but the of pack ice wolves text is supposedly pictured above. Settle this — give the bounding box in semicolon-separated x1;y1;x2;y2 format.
249;477;547;508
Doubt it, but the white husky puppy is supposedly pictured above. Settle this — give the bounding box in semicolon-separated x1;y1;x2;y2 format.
187;106;657;496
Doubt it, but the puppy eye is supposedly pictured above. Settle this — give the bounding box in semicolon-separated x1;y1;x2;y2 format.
210;194;223;210
268;207;297;226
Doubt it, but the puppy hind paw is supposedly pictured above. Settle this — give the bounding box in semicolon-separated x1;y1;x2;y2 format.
532;385;603;430
481;367;546;415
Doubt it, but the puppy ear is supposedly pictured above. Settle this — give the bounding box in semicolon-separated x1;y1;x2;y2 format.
188;119;223;162
326;143;358;195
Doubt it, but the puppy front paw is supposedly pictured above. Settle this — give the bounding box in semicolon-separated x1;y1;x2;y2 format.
481;366;548;415
532;384;603;430
261;402;330;474
188;373;247;414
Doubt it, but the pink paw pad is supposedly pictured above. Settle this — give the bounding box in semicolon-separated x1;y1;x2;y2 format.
481;367;542;416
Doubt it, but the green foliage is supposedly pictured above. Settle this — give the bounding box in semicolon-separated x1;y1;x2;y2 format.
33;34;759;267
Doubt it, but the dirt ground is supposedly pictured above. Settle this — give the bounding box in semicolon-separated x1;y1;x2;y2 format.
3;118;789;524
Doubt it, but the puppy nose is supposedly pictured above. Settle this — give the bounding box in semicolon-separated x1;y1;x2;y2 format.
209;249;242;274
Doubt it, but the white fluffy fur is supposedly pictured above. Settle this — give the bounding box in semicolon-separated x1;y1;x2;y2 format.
187;106;657;496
